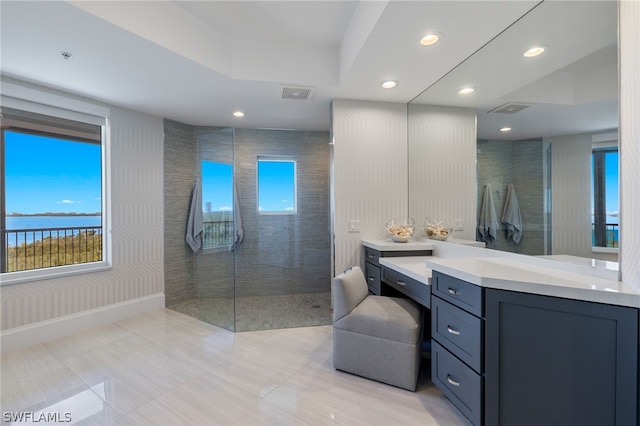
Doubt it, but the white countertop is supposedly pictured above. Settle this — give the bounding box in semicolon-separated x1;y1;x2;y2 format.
361;239;436;251
378;256;432;285
426;257;640;308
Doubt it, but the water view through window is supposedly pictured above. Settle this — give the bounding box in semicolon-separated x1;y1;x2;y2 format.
2;130;102;272
592;149;619;248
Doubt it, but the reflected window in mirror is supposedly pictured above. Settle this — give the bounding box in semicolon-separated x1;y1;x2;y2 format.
592;145;618;249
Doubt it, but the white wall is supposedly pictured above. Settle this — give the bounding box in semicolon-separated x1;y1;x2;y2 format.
1;80;165;336
550;133;593;258
619;0;640;289
408;104;477;240
332;99;408;274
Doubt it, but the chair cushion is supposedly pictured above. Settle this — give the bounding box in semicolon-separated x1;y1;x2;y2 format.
333;296;421;344
332;266;369;322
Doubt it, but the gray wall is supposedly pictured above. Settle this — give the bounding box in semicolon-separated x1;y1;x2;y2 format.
477;139;546;255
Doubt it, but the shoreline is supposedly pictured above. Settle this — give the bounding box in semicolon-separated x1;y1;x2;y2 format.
7;213;100;217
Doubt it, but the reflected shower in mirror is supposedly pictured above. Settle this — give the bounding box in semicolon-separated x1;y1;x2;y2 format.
408;0;618;262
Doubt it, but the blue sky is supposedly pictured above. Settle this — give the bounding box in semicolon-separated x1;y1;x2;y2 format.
201;159;295;213
5;131;102;214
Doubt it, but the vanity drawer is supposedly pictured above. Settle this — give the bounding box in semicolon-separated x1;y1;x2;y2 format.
364;247;381;265
433;271;483;317
432;340;482;426
432;296;483;373
364;261;381;295
382;266;430;308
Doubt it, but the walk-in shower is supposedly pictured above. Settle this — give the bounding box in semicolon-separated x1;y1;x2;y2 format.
164;121;332;331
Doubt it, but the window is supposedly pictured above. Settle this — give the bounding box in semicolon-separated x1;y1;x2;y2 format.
592;147;619;248
201;160;233;248
257;157;296;214
1;104;108;282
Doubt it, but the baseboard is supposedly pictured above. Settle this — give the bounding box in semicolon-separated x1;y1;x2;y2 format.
0;293;165;353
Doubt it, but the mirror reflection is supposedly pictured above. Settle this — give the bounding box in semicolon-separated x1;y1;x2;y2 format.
408;0;618;262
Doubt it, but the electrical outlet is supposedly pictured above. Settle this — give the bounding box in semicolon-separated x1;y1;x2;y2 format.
349;220;361;233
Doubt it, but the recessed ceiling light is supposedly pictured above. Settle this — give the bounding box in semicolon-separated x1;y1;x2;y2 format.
500;127;512;132
458;87;475;95
523;46;545;57
233;111;245;117
420;33;440;46
381;80;398;89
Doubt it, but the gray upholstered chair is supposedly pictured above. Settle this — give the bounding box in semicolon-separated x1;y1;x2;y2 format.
331;266;423;391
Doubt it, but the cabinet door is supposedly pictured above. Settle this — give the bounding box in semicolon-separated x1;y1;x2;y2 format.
364;261;381;295
485;288;638;426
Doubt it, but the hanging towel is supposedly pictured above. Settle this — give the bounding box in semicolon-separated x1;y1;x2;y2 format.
186;178;203;252
231;183;244;252
478;183;499;243
502;183;523;244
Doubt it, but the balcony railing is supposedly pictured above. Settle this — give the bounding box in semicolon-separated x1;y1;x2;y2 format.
1;226;103;273
592;223;619;248
203;220;234;248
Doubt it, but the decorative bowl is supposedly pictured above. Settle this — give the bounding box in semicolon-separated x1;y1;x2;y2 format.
425;220;452;241
386;217;415;243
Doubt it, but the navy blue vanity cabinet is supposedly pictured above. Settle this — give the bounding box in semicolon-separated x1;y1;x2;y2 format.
431;271;485;426
363;246;432;295
485;288;638;426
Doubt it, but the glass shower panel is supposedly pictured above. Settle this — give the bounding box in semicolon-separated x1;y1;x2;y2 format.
194;127;236;330
231;128;332;331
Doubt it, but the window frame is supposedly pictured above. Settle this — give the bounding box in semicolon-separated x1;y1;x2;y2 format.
1;84;111;286
256;156;297;215
591;135;619;253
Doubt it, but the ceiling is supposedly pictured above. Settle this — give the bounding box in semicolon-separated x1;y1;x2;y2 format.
1;1;618;139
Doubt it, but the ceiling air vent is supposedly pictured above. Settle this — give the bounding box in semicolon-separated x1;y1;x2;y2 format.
281;86;315;101
487;102;532;114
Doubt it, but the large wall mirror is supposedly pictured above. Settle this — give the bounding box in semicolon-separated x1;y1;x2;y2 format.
408;1;618;263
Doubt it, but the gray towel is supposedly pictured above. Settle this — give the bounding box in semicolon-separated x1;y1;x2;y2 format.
478;183;498;242
231;183;244;252
186;178;203;252
502;183;523;244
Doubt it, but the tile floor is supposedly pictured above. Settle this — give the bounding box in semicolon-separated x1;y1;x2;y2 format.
1;309;470;425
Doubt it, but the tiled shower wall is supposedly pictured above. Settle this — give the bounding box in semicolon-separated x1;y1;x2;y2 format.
163;121;331;304
233;128;331;297
163;120;197;306
476;139;546;255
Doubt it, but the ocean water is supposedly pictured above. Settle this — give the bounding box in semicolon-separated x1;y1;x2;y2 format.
4;216;102;246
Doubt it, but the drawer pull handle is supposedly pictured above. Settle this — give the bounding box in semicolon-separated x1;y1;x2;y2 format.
397;280;406;286
447;287;459;295
447;326;461;336
368;277;375;282
446;375;460;387
368;254;375;259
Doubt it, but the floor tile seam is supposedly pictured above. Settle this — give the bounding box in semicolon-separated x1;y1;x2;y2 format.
52;351;137;418
121;388;194;425
53;345;206;418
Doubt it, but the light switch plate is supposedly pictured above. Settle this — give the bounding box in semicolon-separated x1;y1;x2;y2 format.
349;220;361;233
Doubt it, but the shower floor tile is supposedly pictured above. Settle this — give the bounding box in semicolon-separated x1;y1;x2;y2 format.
167;292;332;331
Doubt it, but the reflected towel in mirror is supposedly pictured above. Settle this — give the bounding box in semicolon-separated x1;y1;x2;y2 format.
478;183;499;242
502;183;523;244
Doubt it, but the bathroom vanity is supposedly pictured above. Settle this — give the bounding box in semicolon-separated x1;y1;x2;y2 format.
368;241;640;426
361;240;433;295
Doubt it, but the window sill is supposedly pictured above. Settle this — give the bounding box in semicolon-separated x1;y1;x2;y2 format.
0;261;112;286
591;246;619;254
